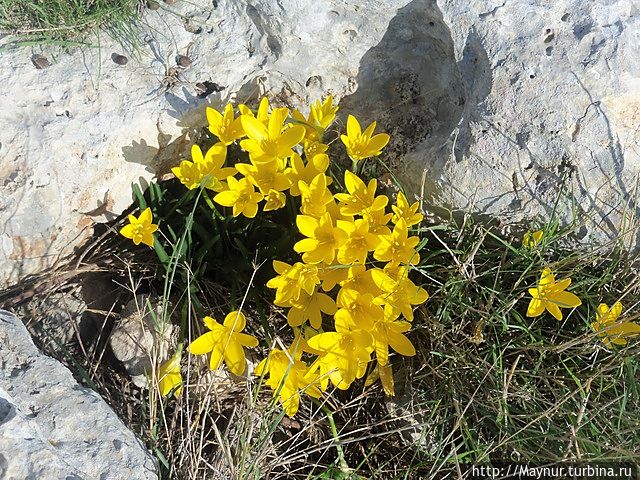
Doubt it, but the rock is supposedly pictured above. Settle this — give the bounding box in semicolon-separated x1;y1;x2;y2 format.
111;53;129;65
109;295;175;388
0;310;158;479
19;288;87;351
3;0;638;290
30;54;51;70
342;0;640;248
0;0;408;288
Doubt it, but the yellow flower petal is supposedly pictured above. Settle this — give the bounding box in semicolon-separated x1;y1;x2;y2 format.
548;291;582;308
119;224;135;239
526;298;545;317
223;311;247;331
224;341;247;376
188;332;215;355
546;302;563;321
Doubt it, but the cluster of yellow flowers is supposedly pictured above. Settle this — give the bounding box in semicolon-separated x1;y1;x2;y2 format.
120;99;640;415
174;96;426;415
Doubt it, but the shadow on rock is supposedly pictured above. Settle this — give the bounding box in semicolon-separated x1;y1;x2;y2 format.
337;0;468;202
122;87;232;177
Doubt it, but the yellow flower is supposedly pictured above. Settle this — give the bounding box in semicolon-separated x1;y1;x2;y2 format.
317;261;350;292
294;213;347;264
334;170;388;217
287;153;331;196
158;351;182;398
206;103;245;145
304;142;329;159
188;311;259;375
293;96;339;141
335;287;384;331
339;265;380;298
194;143;237;190
171;160;203;190
263;189;287;211
240;107;305;164
267;261;320;305
370;319;416;366
239;97;270;125
287;288;337;329
235;161;290;194
371;266;429;321
309;96;339;131
523;229;544;248
308;326;373;390
213;176;264;218
591;302;640;348
526;268;582;320
255;348;322;416
392;192;423;227
363;207;392;236
340;114;390;162
171;144;236;191
299;173;335;218
373;219;421;266
119;207;158;248
336;218;380;265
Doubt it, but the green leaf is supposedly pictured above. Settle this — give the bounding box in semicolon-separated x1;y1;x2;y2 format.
132;182;147;210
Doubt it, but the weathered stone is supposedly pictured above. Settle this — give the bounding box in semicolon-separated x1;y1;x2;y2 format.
2;0;639;290
0;310;158;479
109;295;175;388
0;0;408;288
342;0;640;248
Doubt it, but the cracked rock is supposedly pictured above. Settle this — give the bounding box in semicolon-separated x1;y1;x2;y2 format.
0;310;158;479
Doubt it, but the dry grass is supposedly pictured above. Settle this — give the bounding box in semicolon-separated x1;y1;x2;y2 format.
4;202;640;479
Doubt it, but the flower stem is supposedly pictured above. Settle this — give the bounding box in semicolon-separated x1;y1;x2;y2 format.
317;401;350;473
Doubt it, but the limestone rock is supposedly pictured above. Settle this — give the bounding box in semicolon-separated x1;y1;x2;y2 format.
109;295;175;388
2;0;638;291
341;0;640;248
0;0;409;288
0;310;158;479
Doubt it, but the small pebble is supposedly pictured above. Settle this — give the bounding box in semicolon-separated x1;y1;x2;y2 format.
146;0;160;9
176;55;192;68
111;53;129;65
164;0;177;4
31;54;51;70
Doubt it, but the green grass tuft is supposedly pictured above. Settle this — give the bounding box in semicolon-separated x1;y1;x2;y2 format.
0;0;145;47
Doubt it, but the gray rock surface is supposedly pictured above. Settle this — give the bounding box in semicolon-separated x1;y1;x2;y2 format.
109;295;175;388
0;310;158;479
0;0;408;288
1;0;639;289
342;0;640;248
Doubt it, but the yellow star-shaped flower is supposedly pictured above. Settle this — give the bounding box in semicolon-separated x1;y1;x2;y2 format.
334;170;388;217
206;103;245;145
188;311;259;375
340;114;390;162
119;207;158;248
591;302;640;348
294;213;347;264
526;268;581;320
391;192;423;227
213;176;264;218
